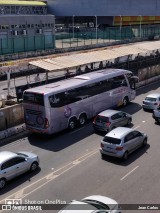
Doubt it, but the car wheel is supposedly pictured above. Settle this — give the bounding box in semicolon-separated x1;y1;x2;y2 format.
142;138;147;147
122;97;129;106
158;118;160;123
122;151;128;161
127;118;132;126
79;114;87;126
0;178;6;189
101;154;105;159
68;118;77;130
30;162;38;172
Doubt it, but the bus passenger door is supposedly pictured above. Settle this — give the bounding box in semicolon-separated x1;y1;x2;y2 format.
93;91;112;115
110;89;123;108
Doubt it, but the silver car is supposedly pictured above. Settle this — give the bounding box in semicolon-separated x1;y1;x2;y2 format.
100;127;147;160
0;151;39;189
58;195;121;213
93;109;132;132
142;93;160;110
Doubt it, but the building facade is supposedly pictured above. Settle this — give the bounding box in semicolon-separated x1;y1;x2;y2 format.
0;0;55;55
48;0;160;26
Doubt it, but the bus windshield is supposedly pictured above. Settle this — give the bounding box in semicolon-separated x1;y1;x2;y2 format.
23;92;44;106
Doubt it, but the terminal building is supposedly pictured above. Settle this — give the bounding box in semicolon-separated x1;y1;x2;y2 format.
0;0;160;56
0;0;55;55
48;0;160;26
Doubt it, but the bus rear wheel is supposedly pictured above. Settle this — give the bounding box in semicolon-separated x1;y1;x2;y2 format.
68;118;77;130
79;114;87;126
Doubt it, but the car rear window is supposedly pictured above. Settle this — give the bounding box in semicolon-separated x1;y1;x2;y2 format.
96;115;109;122
103;136;121;144
145;97;157;102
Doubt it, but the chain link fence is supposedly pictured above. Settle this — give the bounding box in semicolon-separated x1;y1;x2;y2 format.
55;25;160;48
0;34;55;55
0;25;160;56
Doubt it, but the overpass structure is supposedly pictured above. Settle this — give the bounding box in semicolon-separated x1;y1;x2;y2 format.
48;0;160;26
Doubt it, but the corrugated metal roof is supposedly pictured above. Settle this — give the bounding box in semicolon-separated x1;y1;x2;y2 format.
29;40;160;72
0;0;46;6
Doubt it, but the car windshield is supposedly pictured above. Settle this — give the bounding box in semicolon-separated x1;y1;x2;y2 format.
61;203;97;211
145;97;157;102
96;115;109;122
83;200;110;210
16;153;28;157
103;136;121;144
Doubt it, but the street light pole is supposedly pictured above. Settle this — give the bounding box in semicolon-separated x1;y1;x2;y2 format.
120;15;122;40
95;15;97;42
72;15;75;39
139;15;142;39
6;69;11;98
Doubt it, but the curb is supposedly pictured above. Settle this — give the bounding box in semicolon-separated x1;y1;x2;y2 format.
0;124;26;140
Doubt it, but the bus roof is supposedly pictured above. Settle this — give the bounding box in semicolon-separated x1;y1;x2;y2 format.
25;69;132;95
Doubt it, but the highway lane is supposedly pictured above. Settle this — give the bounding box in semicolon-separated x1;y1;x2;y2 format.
0;81;160;212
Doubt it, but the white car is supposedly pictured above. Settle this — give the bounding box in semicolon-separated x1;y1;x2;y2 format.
142;93;160;110
100;127;147;160
58;195;121;213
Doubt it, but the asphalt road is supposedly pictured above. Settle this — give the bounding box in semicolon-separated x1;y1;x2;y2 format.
0;81;160;213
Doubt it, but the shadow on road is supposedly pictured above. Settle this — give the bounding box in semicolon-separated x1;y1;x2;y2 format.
0;167;41;195
121;102;142;115
101;144;150;166
28;122;95;152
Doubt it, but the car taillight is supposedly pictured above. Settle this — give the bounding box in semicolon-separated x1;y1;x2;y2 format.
116;146;123;151
101;143;104;148
106;122;111;127
93;115;98;124
44;118;49;129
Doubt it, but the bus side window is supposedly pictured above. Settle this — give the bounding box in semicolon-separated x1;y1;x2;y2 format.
121;79;128;87
49;95;60;107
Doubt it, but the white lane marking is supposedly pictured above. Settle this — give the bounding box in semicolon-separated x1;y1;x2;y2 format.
120;166;139;181
142;121;145;123
133;126;140;130
1;138;26;149
14;189;24;199
0;149;98;205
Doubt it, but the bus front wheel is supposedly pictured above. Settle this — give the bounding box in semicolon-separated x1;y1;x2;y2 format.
68;118;77;130
122;97;129;106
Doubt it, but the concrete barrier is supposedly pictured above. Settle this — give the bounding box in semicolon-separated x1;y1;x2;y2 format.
0;104;24;131
0;124;26;142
